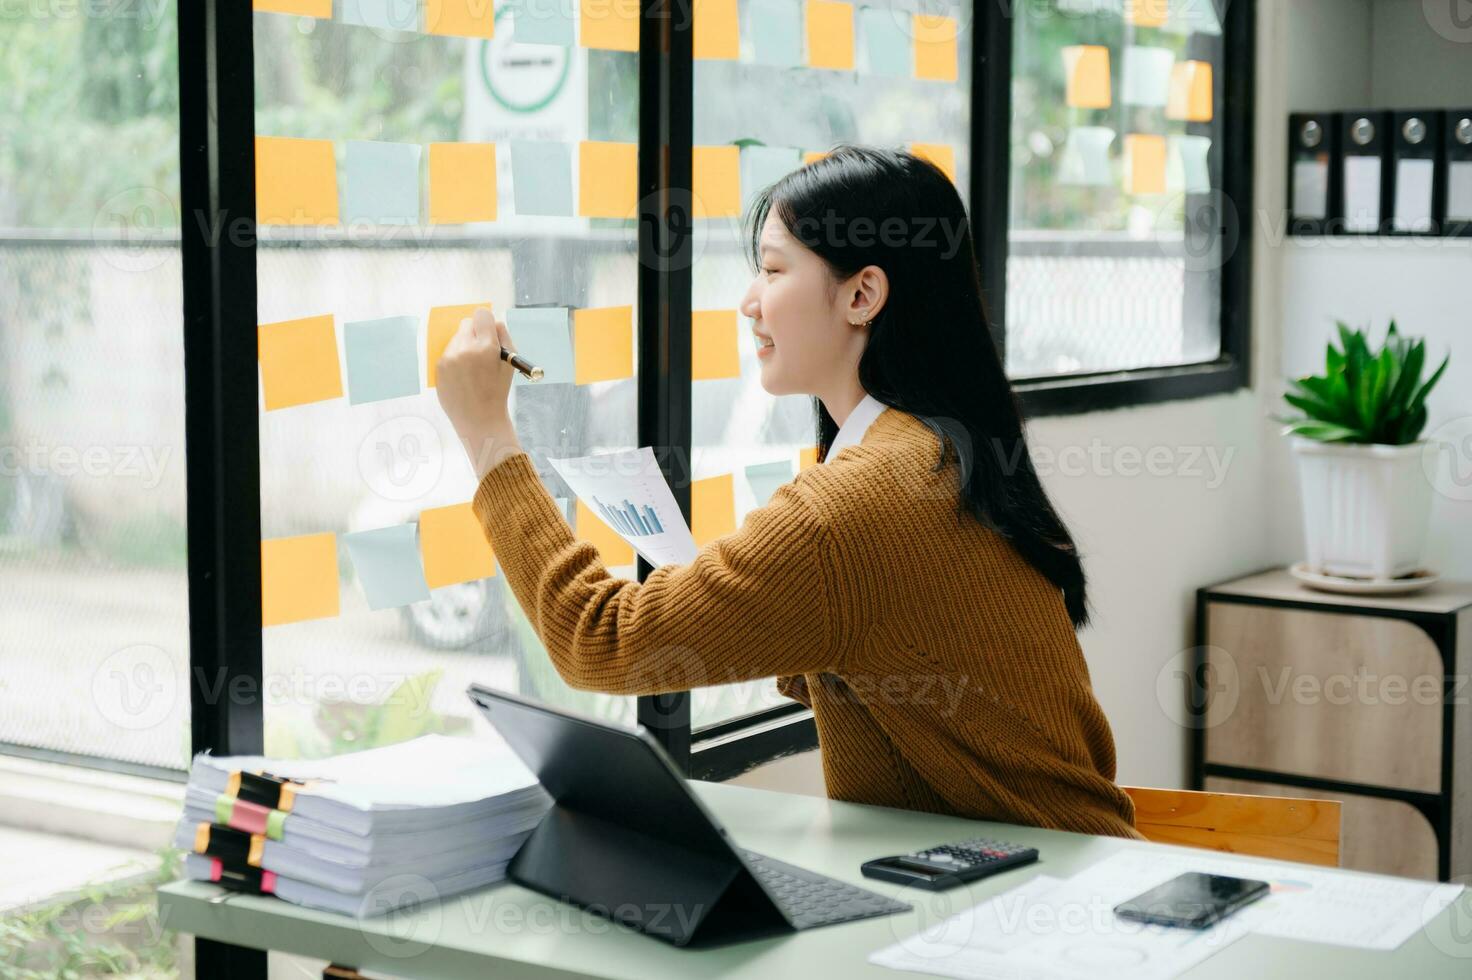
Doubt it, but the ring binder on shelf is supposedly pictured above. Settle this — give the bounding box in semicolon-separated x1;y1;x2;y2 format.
1445;109;1472;237
1389;110;1441;235
1288;112;1338;235
1339;110;1389;235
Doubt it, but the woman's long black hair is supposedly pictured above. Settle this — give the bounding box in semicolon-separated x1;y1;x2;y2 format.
746;144;1090;628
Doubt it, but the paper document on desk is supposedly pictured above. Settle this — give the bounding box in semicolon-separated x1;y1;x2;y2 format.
1066;848;1464;951
549;447;698;569
869;872;1258;980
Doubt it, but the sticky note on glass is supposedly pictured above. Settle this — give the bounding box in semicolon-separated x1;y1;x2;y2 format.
511;141;574;216
343;140;422;225
1165;60;1213;122
429;143;497;224
745;459;794;508
420;503;496;589
1062;45;1110;109
580;0;638;50
691;473;736;547
1165;0;1219;35
426;303;490;387
693;0;739;60
426;0;495;36
256;137;338;226
575;499;636;565
806;0;854;70
1168;134;1212;194
579;141;638;219
505;307;574;385
798;446;819;471
859;7;910;77
342;0;420;31
258;314;343;411
913;13;957;82
802;150;827;165
742;145;800;211
1058;126;1116;186
512;0;573;44
1121;46;1174;108
1124;134;1168;195
262;533;339;627
254;0;331;16
911;143;956;183
750;0;802;67
1125;0;1169;28
574;305;635;384
692;310;740;381
344;316;420;405
692;145;741;219
344;525;431;610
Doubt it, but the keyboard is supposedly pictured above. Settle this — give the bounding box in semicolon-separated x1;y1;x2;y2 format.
739;849;910;930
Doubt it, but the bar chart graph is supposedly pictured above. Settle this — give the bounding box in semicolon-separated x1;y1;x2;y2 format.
591;495;667;537
549;447;698;568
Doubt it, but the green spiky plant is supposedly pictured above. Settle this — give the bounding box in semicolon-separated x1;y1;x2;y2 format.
1280;321;1449;445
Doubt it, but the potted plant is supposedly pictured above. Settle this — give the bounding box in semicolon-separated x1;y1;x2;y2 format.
1280;321;1448;582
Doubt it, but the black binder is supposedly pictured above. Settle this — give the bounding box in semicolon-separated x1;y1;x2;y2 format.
1338;110;1390;235
1445;109;1472;238
1288;113;1338;236
1387;110;1441;235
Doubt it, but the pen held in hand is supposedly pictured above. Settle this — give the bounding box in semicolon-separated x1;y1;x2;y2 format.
501;346;544;382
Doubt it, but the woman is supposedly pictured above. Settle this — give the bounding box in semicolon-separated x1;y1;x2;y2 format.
436;145;1141;840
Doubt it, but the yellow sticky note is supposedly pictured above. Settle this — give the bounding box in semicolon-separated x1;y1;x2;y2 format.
574;305;635;384
798;446;819;471
428;143;497;224
580;0;639;51
426;303;491;387
692;309;740;380
420;503;497;589
1125;0;1168;27
913;14;957;82
1166;60;1213;122
692;145;741;219
691;473;736;547
910;142;956;183
1062;45;1111;109
578;141;638;219
576;499;636;566
254;0;331;15
806;0;854;70
256;136;338;226
1125;134;1167;195
258;315;343;410
693;0;739;60
426;0;495;37
262;533;340;627
802;151;827;165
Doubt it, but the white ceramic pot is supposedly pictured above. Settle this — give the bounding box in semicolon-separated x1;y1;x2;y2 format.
1290;437;1432;579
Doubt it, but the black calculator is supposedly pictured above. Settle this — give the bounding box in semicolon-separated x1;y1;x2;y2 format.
861;838;1039;891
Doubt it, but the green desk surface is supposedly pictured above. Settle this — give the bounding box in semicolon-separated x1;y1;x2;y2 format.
159;781;1472;978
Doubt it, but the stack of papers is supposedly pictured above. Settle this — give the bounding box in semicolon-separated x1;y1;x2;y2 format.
173;734;551;916
869;845;1465;980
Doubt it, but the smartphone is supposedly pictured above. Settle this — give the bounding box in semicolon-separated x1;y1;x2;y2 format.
1113;872;1270;929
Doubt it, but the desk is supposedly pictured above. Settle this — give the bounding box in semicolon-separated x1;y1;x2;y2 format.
159;781;1472;978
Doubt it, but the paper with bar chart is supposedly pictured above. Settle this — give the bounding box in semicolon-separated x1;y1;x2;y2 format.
548;447;698;569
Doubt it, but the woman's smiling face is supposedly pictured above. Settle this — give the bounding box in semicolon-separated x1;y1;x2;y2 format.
739;212;875;398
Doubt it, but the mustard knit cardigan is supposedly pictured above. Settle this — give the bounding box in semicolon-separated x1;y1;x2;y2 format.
472;406;1141;840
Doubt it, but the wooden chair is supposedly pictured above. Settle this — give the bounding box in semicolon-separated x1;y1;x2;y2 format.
1121;786;1342;867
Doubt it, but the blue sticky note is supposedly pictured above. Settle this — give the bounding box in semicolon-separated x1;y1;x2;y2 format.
741;145;800;211
344;140;421;225
505;307;574;385
344;315;420;404
342;0;420;32
343;524;432;611
511;0;574;46
860;7;911;77
745;459;795;508
510;141;574;217
750;0;802;68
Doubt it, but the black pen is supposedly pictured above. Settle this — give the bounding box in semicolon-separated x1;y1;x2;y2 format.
501;347;544;382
